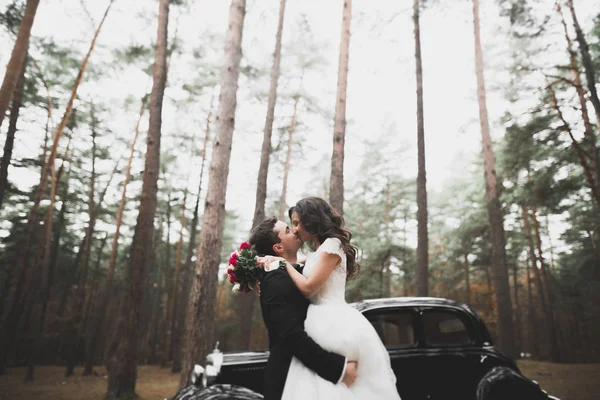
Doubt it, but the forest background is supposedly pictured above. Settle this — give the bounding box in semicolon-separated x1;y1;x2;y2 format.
0;0;599;398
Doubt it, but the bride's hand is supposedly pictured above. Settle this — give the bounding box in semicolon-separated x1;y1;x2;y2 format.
256;256;285;271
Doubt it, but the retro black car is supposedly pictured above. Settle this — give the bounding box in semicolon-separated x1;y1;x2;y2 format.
171;297;558;400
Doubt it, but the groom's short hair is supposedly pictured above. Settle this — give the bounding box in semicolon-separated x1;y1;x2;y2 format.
248;217;279;256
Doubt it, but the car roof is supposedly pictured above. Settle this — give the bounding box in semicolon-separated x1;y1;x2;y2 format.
350;296;473;313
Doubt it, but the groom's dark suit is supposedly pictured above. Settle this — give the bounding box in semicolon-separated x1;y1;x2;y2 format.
259;264;346;400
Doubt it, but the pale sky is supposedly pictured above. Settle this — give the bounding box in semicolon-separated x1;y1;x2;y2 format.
1;0;598;256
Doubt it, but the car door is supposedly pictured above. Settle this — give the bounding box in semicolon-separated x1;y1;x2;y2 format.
363;307;424;400
418;307;480;400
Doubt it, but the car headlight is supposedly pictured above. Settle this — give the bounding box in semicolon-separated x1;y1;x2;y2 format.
189;342;224;389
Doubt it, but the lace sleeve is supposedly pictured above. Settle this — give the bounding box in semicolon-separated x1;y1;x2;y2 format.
319;238;345;269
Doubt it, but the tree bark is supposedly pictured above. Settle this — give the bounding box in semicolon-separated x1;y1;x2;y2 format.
471;0;516;360
329;0;352;215
252;0;287;228
159;191;173;367
0;54;27;210
464;253;471;304
0;0;39;129
521;205;559;361
147;224;165;365
383;180;392;297
567;0;600;131
179;0;246;388
512;262;522;352
525;245;538;357
105;0;169;397
414;0;428;297
83;94;147;377
279;95;299;220
484;265;495;316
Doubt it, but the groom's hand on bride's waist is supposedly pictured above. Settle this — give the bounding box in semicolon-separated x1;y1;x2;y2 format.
342;361;358;387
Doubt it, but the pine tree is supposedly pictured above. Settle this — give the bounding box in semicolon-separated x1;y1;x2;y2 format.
330;0;352;215
105;0;169;397
179;0;247;388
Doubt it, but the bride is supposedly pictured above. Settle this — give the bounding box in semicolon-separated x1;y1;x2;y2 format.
258;197;401;400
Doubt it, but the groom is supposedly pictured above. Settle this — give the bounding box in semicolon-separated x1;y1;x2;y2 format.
248;217;357;400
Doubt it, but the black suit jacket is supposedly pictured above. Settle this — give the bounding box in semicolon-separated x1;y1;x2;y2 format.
259;264;345;400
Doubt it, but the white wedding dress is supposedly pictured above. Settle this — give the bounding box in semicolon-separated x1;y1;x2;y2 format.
281;238;401;400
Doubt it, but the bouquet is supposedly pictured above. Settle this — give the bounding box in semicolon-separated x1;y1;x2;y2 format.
227;242;261;293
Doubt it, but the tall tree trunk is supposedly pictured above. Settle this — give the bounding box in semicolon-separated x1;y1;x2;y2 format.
383;180;392;296
471;0;516;360
24;136;71;380
82;233;109;375
245;0;286;346
83;94;147;377
252;0;287;227
525;246;537;357
414;0;428;297
484;265;494;316
329;0;352;215
0;0;39;129
64;105;99;378
567;0;600;131
105;0;169;397
159;191;173;367
512;262;522;353
521;205;559;361
48;163;71;301
0;55;27;210
530;207;551;304
16;132;70;353
179;0;246;387
464;253;471;304
172;96;214;373
530;205;562;361
147;223;165;365
0;1;114;374
167;187;189;365
544;215;556;272
402;206;410;296
278;95;299;220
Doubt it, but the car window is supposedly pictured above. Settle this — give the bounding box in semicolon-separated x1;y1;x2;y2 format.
365;309;416;349
422;309;472;347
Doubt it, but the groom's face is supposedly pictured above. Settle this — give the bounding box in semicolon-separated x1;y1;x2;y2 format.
273;220;302;256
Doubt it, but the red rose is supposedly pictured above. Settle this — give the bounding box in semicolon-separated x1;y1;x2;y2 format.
227;269;237;283
229;252;239;266
240;242;251;250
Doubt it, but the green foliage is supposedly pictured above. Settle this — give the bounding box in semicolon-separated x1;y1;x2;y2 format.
0;0;24;35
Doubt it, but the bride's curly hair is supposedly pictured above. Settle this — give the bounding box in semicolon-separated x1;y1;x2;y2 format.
288;197;359;280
